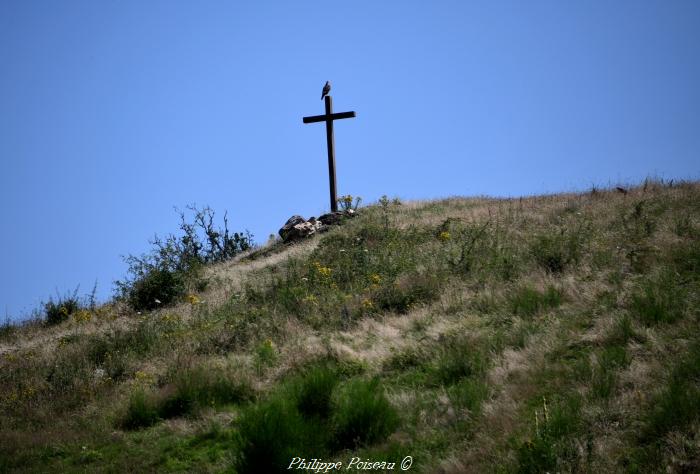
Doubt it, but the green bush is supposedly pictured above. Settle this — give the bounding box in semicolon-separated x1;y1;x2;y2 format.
331;377;399;449
448;378;490;413
161;366;253;419
115;205;252;311
120;389;161;430
293;365;340;419
126;267;185;311
44;290;81;326
235;396;325;473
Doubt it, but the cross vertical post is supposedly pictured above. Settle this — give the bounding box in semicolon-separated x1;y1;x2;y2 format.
324;95;337;212
303;95;356;213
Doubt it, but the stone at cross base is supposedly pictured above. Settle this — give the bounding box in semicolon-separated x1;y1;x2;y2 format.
278;210;355;243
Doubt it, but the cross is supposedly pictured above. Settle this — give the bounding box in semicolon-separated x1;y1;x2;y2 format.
303;95;356;213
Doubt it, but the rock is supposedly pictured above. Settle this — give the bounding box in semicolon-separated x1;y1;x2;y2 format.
279;215;306;240
318;211;346;226
279;210;356;243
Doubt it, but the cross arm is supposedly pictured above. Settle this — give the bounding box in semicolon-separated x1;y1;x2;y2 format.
302;111;356;124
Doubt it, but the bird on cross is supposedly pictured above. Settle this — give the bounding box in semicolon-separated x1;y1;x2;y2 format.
321;81;331;100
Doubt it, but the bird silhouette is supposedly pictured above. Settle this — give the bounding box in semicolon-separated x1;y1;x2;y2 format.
321;81;331;100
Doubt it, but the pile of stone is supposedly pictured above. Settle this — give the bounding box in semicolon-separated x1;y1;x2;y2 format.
278;209;355;243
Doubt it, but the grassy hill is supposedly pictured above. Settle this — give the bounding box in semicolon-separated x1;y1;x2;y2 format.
1;180;699;473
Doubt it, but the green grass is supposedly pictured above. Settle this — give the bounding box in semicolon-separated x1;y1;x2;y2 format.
510;285;563;318
234;370;398;473
120;365;253;429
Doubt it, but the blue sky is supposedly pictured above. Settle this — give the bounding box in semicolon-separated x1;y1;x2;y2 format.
1;1;699;320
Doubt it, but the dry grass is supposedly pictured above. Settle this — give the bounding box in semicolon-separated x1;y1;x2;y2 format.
1;180;698;473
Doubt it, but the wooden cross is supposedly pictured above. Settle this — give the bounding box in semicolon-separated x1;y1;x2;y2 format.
303;95;356;213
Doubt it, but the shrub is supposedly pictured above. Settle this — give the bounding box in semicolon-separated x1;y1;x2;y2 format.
115;205;252;311
126;267;185;311
235;396;325;473
293;365;340;419
44;289;81;326
448;378;490;413
331;377;399;449
120;389;160;430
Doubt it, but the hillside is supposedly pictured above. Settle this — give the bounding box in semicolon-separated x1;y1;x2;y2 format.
1;180;699;473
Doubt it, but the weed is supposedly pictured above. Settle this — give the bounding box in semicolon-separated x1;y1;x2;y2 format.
516;395;584;473
510;286;562;318
530;227;585;273
159;366;253;419
119;365;252;429
642;343;700;442
605;314;641;346
430;337;487;387
373;273;441;314
253;339;278;374
591;345;629;399
447;378;490;413
629;272;686;325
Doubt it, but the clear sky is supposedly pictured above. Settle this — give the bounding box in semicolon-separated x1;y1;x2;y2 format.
1;1;699;320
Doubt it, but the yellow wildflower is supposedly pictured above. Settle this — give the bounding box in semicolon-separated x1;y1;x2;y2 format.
362;298;374;310
370;274;382;284
313;261;332;278
187;294;201;305
438;231;451;241
73;309;92;323
134;370;150;381
303;295;318;305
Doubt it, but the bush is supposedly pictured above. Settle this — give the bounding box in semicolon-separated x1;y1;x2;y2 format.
44;288;82;326
115;205;252;311
120;389;161;430
331;378;399;449
126;267;185;311
293;365;340;419
236;396;325;473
